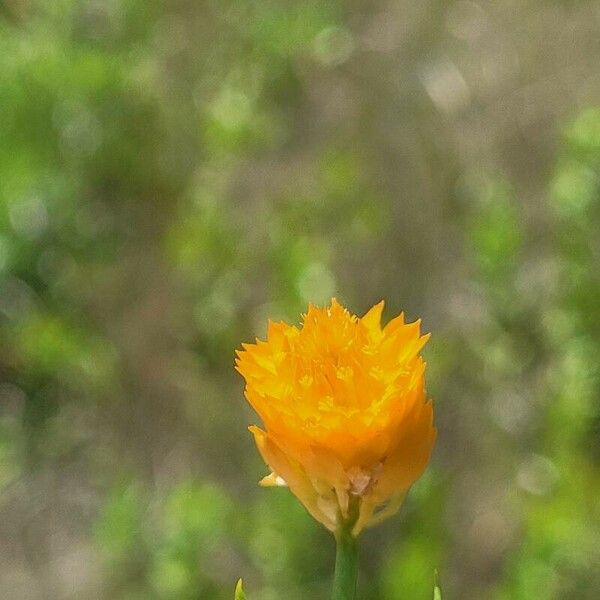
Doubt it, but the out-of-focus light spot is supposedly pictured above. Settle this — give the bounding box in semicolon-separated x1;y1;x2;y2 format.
9;195;48;240
296;262;335;305
313;26;354;67
446;2;488;42
517;454;559;496
558;339;597;411
420;58;471;114
552;163;597;216
54;102;102;157
490;389;532;434
77;341;117;385
193;273;239;335
483;334;520;378
194;298;236;335
210;87;252;130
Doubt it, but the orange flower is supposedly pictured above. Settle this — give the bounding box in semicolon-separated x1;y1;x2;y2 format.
235;299;436;535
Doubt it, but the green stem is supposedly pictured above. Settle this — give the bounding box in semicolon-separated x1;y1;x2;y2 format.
332;528;358;600
331;497;360;600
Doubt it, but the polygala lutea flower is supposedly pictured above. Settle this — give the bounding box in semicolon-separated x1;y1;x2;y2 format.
236;299;436;535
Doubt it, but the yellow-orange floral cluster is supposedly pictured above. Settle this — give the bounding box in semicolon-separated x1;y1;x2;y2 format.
236;299;436;535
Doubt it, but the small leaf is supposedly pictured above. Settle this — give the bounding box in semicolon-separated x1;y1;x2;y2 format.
235;579;247;600
433;569;442;599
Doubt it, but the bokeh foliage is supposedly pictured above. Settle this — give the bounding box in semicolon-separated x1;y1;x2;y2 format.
0;1;599;599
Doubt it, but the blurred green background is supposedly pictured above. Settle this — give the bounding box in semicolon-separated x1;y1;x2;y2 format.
0;1;599;598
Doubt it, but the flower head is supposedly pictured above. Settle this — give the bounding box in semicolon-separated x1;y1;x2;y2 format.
236;299;436;535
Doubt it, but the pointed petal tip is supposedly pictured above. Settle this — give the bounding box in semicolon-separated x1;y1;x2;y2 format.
367;299;385;313
362;299;386;329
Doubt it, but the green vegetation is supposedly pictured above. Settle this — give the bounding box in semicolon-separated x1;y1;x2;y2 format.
0;1;598;598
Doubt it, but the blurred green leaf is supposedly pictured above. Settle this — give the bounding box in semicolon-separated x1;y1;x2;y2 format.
469;179;522;283
95;484;143;558
566;107;600;155
0;0;599;598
